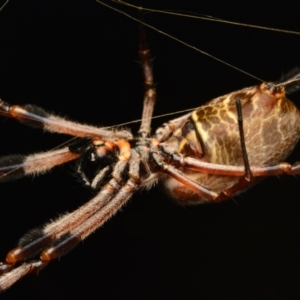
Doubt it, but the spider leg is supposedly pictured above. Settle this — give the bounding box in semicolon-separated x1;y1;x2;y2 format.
41;178;138;261
0;262;45;291
138;24;156;138
0;159;136;290
235;98;251;181
137;26;192;141
153;153;261;202
0;147;79;181
0;99;132;141
217;98;254;198
154;113;192;142
0;160;128;267
0;177;137;291
167;155;300;177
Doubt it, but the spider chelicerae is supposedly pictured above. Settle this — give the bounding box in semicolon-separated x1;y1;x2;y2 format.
3;0;300;292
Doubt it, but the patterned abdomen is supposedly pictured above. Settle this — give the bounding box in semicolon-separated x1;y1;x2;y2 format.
164;83;300;203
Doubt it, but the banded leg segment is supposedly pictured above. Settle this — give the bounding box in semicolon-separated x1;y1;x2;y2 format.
0;147;79;182
0;99;133;141
138;25;156;138
155;151;300;202
153;154;254;202
0;159;139;291
0;262;48;291
41;178;137;261
133;22;189;141
181;157;300;176
1;160;128;266
0;178;136;291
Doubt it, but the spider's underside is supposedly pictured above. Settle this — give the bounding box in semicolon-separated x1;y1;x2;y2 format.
1;33;300;291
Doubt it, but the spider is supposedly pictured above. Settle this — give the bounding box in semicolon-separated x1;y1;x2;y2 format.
1;23;300;291
2;0;300;296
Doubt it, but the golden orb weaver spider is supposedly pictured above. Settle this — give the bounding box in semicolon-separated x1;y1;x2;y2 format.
2;0;297;298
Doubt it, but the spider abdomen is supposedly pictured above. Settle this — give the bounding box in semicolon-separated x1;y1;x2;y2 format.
164;83;300;204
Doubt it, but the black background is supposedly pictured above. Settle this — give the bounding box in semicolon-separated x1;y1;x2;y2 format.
1;0;300;299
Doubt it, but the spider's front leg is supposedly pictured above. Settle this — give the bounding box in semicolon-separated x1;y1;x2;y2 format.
0;99;132;141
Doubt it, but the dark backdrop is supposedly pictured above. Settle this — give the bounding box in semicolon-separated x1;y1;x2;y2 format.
1;0;300;299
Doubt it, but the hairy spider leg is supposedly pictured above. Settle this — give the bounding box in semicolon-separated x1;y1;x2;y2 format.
0;99;133;141
0;148;79;182
0;25;155;290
